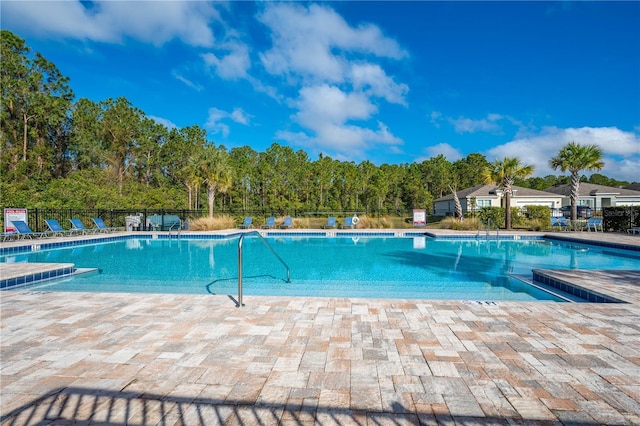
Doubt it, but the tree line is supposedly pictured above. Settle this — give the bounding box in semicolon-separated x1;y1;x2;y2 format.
0;30;631;216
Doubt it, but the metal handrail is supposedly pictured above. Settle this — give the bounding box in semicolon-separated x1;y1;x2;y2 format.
237;231;291;307
488;218;499;238
477;218;499;238
168;221;182;238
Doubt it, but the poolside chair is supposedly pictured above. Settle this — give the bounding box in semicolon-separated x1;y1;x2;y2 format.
627;227;640;235
279;216;293;229
92;217;118;233
323;216;337;229
69;218;95;235
261;216;276;229
11;220;48;239
1;230;18;242
586;217;603;232
342;216;355;229
238;217;253;229
551;216;569;231
45;219;77;237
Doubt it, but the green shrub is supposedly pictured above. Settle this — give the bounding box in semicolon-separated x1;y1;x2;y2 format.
523;205;551;221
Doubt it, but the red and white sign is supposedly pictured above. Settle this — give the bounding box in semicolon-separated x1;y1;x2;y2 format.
4;208;27;233
412;209;426;227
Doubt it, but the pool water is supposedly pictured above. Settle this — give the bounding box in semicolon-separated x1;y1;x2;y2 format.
2;236;639;301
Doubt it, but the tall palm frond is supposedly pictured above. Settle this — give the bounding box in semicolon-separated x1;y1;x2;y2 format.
549;142;604;221
483;157;535;230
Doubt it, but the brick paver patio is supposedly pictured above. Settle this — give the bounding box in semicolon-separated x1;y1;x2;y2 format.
1;231;639;425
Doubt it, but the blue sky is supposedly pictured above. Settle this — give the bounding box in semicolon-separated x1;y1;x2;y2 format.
3;1;639;182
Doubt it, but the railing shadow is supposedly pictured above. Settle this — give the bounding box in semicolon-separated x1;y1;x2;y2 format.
205;274;285;295
0;386;604;425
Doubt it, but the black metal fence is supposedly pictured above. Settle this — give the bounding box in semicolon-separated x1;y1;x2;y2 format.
0;208;417;233
602;206;640;232
2;209;208;233
6;206;636;233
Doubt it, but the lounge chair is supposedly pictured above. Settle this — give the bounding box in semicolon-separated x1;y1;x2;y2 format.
342;216;355;229
11;220;48;239
261;217;276;229
238;217;253;229
45;219;78;237
628;227;640;235
586;217;603;232
279;216;293;229
69;218;95;235
92;217;118;233
323;216;337;229
551;216;569;231
1;230;18;242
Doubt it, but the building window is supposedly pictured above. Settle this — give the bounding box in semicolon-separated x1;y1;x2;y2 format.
474;199;491;210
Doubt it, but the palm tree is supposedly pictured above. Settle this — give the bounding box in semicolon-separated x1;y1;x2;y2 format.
483;157;535;230
200;145;232;218
549;142;604;221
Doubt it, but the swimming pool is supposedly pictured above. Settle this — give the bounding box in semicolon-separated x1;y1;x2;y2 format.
2;235;639;302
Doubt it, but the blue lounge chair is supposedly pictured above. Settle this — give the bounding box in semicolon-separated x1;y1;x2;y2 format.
551;216;568;231
1;230;18;242
587;217;603;232
238;217;253;229
11;220;48;239
279;216;293;229
323;216;337;229
93;217;118;233
261;217;276;229
45;219;77;237
69;218;95;235
342;216;355;229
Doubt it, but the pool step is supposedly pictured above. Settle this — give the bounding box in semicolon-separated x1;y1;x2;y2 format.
0;263;77;289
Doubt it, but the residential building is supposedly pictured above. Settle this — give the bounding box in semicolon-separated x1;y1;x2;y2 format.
433;184;563;216
544;183;640;209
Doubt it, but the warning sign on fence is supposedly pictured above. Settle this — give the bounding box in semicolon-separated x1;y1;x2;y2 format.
412;209;426;227
4;208;27;233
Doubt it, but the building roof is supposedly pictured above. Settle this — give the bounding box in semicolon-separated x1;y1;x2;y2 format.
435;184;560;202
626;183;640;191
544;183;640;197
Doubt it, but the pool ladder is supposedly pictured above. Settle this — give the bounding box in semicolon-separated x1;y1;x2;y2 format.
167;221;182;238
477;218;499;239
237;231;290;307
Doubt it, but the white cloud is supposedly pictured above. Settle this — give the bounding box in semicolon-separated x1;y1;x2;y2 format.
202;42;251;80
285;84;402;158
279;121;402;160
148;116;177;130
171;71;204;91
2;1;218;47
350;63;409;106
450;114;503;134
485;126;640;182
230;108;251;125
294;85;377;127
206;108;231;137
430;111;443;128
258;3;407;83
561;126;640;156
416;143;463;163
205;107;251;137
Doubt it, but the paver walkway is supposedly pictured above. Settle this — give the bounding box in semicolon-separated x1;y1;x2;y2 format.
1;231;639;425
